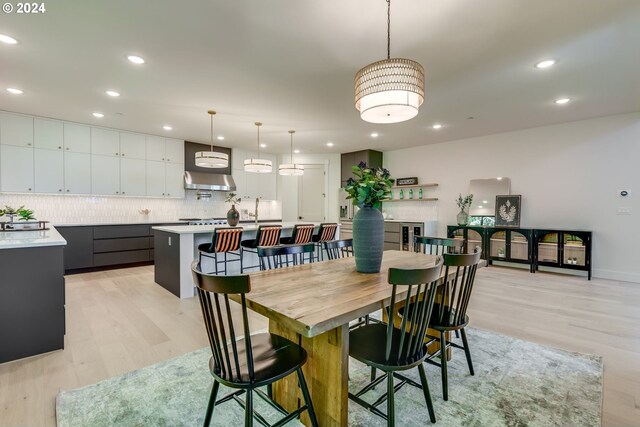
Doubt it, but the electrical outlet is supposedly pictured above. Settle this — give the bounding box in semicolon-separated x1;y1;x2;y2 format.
617;207;632;215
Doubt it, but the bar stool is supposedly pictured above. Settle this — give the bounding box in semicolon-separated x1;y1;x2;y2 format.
280;224;315;245
312;223;338;261
240;225;282;271
197;227;243;275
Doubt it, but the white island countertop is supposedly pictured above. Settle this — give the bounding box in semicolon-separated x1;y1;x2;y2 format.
0;226;67;250
152;222;322;235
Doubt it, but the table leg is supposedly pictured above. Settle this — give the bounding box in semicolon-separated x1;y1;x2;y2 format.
269;320;349;427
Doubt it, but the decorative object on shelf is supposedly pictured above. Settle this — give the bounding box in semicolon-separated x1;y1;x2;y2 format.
0;205;23;223
497;247;505;258
344;162;393;273
456;193;474;226
395;177;419;186
195;111;229;169
279;130;304;176
17;208;36;221
408;188;413;199
495;195;522;227
0;205;45;230
354;0;425;124
224;192;242;227
418;187;423;199
139;209;151;216
399;189;404;199
244;122;273;173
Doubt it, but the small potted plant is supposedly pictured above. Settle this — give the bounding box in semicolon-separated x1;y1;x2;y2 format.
455;194;474;226
225;192;241;226
497;247;505;258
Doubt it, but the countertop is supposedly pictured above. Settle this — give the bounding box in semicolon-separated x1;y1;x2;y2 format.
0;225;67;250
53;219;283;227
153;222;322;235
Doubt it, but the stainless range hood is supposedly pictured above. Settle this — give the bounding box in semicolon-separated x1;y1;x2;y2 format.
184;171;236;191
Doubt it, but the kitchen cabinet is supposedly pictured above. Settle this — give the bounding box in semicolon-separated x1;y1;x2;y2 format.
145;136;165;162
340;149;383;184
120;158;146;196
63;123;90;153
165;138;184;164
232;151;277;200
91;154;120;195
34;118;63;151
91;128;120;157
165;162;185;198
0;113;33;147
1;145;34;192
56;226;94;270
64;152;91;194
146;160;166;196
146;136;184;164
119;132;146;159
35;149;64;193
232;168;247;198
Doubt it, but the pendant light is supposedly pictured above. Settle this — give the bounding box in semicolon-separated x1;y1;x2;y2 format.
244;122;273;173
279;130;304;176
195;110;229;168
354;0;425;124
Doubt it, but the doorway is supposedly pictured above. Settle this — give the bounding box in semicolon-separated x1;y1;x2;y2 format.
297;164;326;222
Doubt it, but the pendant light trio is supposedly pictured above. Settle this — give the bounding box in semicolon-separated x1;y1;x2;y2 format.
195;111;302;176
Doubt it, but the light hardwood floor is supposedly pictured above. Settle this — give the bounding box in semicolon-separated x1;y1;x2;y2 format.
0;265;638;426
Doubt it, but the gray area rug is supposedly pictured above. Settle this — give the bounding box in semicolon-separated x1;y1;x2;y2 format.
56;328;602;426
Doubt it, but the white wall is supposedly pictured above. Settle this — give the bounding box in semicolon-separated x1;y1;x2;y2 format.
277;153;341;223
383;112;640;282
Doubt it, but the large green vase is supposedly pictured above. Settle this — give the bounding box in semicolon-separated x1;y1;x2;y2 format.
352;206;384;273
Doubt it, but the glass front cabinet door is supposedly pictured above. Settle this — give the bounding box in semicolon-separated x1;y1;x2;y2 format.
447;226;485;257
534;230;592;279
487;228;534;271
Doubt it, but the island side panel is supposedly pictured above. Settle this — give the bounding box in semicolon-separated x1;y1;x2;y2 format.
153;230;183;298
0;245;65;363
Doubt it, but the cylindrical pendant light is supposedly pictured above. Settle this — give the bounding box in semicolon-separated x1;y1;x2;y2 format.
195;110;229;168
244;122;273;173
279;130;304;176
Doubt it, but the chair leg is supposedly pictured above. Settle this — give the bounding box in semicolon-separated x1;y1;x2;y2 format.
297;368;319;427
214;254;219;275
203;380;220;427
418;363;436;423
371;366;377;382
440;331;448;401
387;371;395;426
460;328;475;376
267;383;272;399
245;389;253;427
240;248;244;273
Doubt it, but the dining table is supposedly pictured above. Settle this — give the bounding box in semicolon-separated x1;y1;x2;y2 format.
232;250;446;427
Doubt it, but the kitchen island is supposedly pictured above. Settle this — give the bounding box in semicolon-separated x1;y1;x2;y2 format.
152;222;331;298
0;226;67;363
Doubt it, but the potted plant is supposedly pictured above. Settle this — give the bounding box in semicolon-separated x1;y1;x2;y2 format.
497;247;505;258
344;162;394;273
1;205;24;224
225;192;242;226
455;194;474;226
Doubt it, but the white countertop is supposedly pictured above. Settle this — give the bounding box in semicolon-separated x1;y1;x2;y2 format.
153;222;322;235
0;225;67;249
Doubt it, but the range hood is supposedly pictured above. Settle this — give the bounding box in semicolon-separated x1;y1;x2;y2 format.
184;171;236;191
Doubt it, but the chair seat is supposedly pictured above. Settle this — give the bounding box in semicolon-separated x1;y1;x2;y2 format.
399;303;469;330
311;234;321;242
198;242;213;253
210;333;307;387
349;323;429;370
241;239;258;249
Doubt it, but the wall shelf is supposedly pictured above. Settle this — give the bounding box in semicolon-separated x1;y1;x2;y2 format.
382;198;438;202
391;183;438;189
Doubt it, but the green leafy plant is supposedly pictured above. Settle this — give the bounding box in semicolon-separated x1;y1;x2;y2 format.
456;194;474;211
344;162;394;209
17;208;36;221
225;192;241;205
3;205;24;216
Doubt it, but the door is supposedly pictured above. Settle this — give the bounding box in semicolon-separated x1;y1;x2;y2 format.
120;158;146;196
145;136;166;162
1;145;34;192
63;123;91;153
146;160;166;196
164;138;184;164
0;113;33;147
165;162;184;198
91;128;120;157
91;154;120;195
119;132;146;159
34;149;64;193
64;152;91;194
298;164;326;221
34;118;63;151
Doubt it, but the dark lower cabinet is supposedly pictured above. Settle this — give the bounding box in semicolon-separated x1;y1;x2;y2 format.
57;226;94;270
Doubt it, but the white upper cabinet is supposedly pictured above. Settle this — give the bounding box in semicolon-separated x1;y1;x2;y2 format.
232;149;246;170
91;128;120;157
119;132;146;159
63;123;90;153
146;161;166;197
64;152;91;194
165;138;184;164
145;136;165;162
165;162;185;198
0;113;33;147
91;155;120;195
1;145;34;192
120;158;146;196
34;149;64;193
34;118;63;151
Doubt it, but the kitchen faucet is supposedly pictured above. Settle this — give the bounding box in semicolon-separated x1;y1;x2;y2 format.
247;197;260;225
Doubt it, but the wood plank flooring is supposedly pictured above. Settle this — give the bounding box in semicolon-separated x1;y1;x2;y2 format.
0;265;638;426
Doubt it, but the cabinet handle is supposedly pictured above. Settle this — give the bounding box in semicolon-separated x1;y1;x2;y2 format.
122;153;125;156
116;191;119;194
66;189;70;192
162;193;165;195
58;189;62;192
66;147;70;150
27;143;32;146
28;188;32;191
58;146;62;150
115;152;119;156
167;158;170;162
161;158;165;161
122;191;125;194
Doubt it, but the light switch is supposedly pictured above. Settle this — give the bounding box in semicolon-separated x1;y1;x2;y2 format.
168;236;172;246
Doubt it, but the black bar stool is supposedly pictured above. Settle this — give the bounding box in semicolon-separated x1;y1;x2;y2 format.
197;227;244;275
240;225;282;271
312;223;338;261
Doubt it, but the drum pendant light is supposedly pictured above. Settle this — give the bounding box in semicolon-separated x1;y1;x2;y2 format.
354;0;425;124
244;122;273;173
195;110;229;168
279;130;304;176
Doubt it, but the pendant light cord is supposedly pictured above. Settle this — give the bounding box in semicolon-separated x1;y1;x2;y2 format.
255;122;262;156
387;0;391;59
290;132;293;163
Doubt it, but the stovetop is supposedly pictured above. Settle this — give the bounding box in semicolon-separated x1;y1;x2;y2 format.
178;218;227;225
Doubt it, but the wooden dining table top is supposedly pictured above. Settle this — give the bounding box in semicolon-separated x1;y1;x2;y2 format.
233;250;442;338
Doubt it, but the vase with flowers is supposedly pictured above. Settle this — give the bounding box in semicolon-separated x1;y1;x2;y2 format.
344;162;394;273
456;193;474;226
225;192;241;226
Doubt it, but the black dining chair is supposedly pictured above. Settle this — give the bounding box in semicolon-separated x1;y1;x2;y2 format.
348;259;444;426
424;250;482;401
257;243;315;271
312;223;339;261
198;227;244;274
414;236;464;256
191;261;318;427
323;238;354;261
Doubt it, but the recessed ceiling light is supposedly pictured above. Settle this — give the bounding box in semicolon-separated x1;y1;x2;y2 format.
294;149;300;154
478;206;483;209
163;125;172;131
535;59;557;69
6;88;23;95
370;132;379;138
327;142;334;147
260;143;267;148
106;90;120;97
555;97;571;105
497;177;503;180
0;34;18;45
217;136;225;141
126;55;145;64
432;123;443;129
92;112;104;118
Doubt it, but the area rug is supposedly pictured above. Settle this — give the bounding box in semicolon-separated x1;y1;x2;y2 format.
56;328;602;426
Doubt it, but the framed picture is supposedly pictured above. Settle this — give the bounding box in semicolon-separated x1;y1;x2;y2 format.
495;195;522;227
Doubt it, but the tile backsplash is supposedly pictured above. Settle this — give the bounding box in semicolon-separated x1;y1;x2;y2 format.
0;192;282;225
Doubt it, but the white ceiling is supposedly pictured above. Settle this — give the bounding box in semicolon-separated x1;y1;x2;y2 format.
1;0;639;154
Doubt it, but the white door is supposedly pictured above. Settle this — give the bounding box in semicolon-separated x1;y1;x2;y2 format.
165;162;185;198
0;113;33;147
34;149;64;193
146;161;166;196
119;132;146;159
120;158;146;196
63;123;91;153
91;154;120;195
164;138;184;164
145;136;165;162
91;128;120;157
0;145;34;192
298;164;326;222
34;118;63;151
64;152;91;194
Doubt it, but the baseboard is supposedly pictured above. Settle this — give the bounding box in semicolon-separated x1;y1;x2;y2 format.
592;268;640;284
